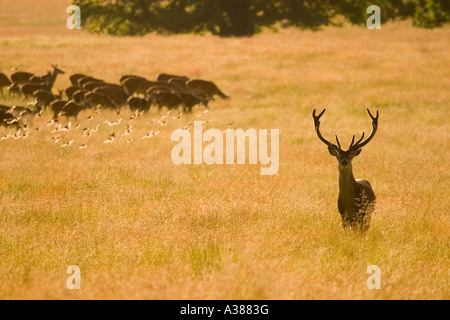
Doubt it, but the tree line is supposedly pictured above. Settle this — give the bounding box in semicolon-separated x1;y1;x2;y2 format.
73;0;450;36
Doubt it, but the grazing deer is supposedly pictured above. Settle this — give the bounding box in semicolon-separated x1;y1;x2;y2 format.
11;71;34;84
29;71;51;84
23;65;63;89
65;86;81;100
31;89;62;108
120;75;148;84
84;91;117;111
69;73;89;87
156;73;189;82
78;76;103;88
93;86;128;107
186;79;229;100
82;80;122;91
151;90;183;111
145;85;172;97
72;89;87;104
148;80;185;92
50;99;69;119
312;108;379;233
60;100;89;121
7;82;21;96
0;73;12;95
127;96;152;113
121;77;152;96
168;78;188;90
177;92;208;113
21;82;50;98
82;81;104;91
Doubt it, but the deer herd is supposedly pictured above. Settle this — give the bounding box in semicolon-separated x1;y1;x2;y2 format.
0;64;229;128
0;64;380;233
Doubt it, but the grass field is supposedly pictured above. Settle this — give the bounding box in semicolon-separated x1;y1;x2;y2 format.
0;1;448;299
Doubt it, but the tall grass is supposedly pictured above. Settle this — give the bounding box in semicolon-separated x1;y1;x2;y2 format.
0;2;448;299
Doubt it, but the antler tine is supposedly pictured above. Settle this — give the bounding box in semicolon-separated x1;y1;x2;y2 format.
348;135;355;149
312;108;326;127
349;109;379;151
335;135;342;149
349;132;365;150
312;108;339;150
367;108;379;122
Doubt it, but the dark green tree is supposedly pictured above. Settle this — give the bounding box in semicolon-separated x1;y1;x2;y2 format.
74;0;450;36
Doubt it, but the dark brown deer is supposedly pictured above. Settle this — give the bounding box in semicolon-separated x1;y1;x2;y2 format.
177;92;208;113
46;64;65;89
186;79;229;100
168;77;188;90
148;80;185;92
26;65;64;89
82;80;107;91
78;76;103;88
84;91;117;111
65;86;81;100
151;90;183;111
69;73;89;87
127;96;152;113
59;100;90;121
93;86;128;107
11;71;34;84
312;108;379;233
31;89;62;108
72;89;87;104
29;71;51;84
21;82;50;98
0;73;12;95
120;75;148;84
156;73;189;82
7;82;21;96
121;77;152;96
50;99;69;119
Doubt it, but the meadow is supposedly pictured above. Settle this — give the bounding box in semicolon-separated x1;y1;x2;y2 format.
0;0;448;299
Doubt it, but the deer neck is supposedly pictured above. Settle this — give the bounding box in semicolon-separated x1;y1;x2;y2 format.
48;70;58;88
338;167;357;201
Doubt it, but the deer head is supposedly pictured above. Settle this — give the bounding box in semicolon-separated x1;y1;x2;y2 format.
51;64;65;75
312;108;379;172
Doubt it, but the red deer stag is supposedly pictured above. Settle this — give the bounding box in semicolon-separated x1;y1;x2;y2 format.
312;108;379;233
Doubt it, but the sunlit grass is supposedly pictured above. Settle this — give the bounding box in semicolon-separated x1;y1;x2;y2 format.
0;1;448;299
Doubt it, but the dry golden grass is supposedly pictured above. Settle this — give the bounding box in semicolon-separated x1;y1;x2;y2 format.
0;1;448;299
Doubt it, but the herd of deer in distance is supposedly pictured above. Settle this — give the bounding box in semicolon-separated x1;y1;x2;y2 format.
0;64;229;133
0;64;379;233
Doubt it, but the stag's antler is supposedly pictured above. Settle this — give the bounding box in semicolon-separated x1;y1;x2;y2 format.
312;109;342;151
348;108;379;151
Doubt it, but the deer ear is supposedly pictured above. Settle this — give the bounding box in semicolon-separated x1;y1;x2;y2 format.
353;149;362;157
328;146;339;157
